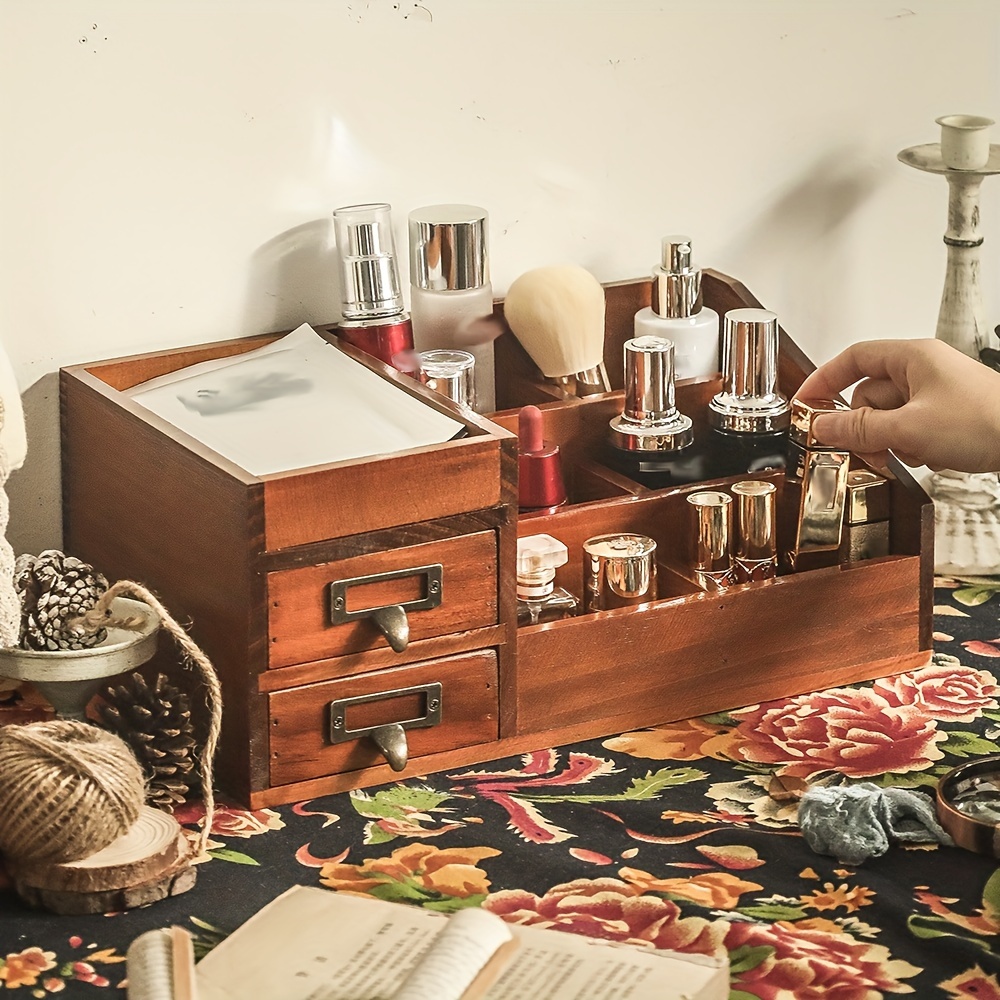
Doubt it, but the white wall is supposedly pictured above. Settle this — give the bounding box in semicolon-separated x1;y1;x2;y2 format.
2;0;998;554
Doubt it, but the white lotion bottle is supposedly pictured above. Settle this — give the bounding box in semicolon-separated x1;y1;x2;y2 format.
633;236;719;381
408;205;497;412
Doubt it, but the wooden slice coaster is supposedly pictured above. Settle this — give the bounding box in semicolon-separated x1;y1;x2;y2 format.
11;805;197;915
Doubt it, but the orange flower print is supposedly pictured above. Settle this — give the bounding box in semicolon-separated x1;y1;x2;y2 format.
915;889;1000;937
319;844;501;908
941;966;1000;1000
800;882;876;913
618;868;762;909
603;719;740;761
0;948;56;989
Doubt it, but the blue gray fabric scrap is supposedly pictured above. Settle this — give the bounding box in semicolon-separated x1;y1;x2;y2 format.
798;782;954;866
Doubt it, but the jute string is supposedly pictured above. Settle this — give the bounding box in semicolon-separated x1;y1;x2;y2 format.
0;720;145;864
71;579;223;855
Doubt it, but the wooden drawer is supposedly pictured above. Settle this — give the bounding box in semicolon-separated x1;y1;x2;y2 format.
268;649;499;786
267;532;499;668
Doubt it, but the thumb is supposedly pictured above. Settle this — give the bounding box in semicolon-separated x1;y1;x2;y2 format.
811;406;902;455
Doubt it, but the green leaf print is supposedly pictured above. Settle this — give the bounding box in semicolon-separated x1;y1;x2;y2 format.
522;768;707;804
980;867;1000;922
727;944;775;974
207;848;260;865
350;785;454;821
738;903;808;921
938;731;1000;758
953;587;1000;607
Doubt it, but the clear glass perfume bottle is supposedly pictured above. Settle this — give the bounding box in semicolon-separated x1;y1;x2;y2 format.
516;534;580;626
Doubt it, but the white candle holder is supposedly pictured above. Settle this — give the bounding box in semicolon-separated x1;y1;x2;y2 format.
898;119;1000;575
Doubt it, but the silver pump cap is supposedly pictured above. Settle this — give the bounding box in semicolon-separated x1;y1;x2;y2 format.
708;308;790;434
333;203;404;320
609;336;693;452
408;204;489;291
651;235;702;319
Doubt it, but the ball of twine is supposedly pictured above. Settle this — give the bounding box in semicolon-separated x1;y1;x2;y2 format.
0;720;145;865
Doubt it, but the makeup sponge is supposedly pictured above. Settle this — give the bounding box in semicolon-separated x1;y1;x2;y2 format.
502;265;607;379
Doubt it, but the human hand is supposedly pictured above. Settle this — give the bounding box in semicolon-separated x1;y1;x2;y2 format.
794;338;1000;474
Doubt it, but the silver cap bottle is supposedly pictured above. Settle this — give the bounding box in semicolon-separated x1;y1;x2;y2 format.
408;205;489;292
333;203;404;320
609;336;694;452
708;308;790;434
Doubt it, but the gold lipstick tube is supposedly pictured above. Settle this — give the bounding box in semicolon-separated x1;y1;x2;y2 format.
840;470;891;562
784;398;851;572
732;480;777;582
687;491;735;591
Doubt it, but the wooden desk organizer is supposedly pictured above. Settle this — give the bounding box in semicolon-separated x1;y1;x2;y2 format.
61;271;933;808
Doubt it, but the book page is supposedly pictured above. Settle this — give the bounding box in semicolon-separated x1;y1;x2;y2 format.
129;325;465;476
194;887;728;1000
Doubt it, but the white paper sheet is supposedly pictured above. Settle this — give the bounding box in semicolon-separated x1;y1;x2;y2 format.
128;325;465;476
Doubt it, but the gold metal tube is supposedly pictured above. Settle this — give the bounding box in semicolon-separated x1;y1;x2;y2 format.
687;491;735;591
732;480;777;581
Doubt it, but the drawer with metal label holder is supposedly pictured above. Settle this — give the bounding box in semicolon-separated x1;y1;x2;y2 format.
267;649;498;786
267;532;498;668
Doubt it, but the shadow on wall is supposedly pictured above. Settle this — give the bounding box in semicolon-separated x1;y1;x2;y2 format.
241;218;342;336
8;372;61;558
718;147;890;358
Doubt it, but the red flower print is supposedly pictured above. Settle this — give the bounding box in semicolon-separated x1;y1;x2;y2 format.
874;656;999;722
732;686;946;780
724;919;920;999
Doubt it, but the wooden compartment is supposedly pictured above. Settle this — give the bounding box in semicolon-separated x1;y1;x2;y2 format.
60;270;933;807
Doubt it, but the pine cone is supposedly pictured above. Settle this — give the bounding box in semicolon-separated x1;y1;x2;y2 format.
15;550;109;651
97;672;199;811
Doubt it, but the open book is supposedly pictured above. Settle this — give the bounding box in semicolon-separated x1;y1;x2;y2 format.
127;885;728;1000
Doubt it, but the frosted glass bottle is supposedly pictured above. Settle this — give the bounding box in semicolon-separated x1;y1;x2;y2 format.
408;205;497;412
633;236;719;381
410;285;496;411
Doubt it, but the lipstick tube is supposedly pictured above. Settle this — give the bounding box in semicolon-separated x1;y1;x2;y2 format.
784;398;852;572
840;470;891;562
732;480;777;582
687;491;736;591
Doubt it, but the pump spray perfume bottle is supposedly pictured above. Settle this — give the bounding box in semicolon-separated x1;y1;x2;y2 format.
606;336;703;488
633;236;720;380
516;534;579;626
706;308;790;478
332;203;414;370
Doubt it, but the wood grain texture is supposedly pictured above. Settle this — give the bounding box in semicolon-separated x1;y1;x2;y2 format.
61;369;265;799
262;435;505;550
268;649;499;786
515;555;924;734
267;532;498;667
249;649;932;810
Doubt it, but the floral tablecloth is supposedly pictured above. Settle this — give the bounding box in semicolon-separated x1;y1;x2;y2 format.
4;579;1000;999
